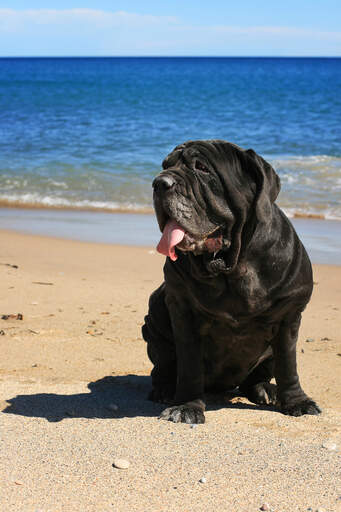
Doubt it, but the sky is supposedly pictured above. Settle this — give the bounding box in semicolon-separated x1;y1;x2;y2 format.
0;1;341;57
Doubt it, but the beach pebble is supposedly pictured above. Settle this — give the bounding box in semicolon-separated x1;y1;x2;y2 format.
113;458;130;469
199;477;207;483
322;440;338;451
305;337;314;342
260;503;270;511
190;424;198;429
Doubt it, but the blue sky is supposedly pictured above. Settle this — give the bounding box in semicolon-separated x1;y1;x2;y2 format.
1;1;341;56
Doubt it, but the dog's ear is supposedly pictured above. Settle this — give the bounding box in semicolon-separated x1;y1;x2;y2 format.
244;149;281;223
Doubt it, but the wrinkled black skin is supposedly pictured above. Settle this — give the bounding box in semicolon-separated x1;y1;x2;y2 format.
142;140;321;423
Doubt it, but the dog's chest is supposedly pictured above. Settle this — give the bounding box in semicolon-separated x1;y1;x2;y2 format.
188;265;271;321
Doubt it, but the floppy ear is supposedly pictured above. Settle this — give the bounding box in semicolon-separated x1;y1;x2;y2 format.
244;149;281;223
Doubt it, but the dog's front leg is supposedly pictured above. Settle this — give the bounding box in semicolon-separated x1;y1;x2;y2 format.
159;295;206;424
272;312;321;416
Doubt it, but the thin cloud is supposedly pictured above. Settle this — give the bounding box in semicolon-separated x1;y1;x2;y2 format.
0;8;340;56
0;8;178;31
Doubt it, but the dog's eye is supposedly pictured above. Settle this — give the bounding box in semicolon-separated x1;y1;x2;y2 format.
194;160;209;173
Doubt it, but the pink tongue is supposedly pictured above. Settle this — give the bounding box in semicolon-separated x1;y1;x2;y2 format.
156;220;185;261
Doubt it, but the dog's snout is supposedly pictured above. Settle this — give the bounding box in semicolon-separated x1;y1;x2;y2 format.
152;175;175;192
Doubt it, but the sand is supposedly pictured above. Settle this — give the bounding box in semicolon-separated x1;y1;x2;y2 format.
0;229;340;512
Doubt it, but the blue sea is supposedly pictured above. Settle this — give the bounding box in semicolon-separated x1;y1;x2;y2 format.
0;57;341;262
0;57;340;217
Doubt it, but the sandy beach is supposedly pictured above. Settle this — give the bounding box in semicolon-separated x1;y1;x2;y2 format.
1;229;340;512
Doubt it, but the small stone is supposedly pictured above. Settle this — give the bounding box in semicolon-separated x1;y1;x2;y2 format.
301;348;304;353
260;504;270;511
199;477;207;483
305;338;314;343
113;458;130;469
322;440;338;451
190;424;198;429
320;337;331;341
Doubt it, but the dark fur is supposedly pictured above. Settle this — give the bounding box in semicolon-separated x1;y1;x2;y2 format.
142;140;321;423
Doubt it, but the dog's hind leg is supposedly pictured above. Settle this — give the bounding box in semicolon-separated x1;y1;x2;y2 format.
142;284;177;403
239;353;277;405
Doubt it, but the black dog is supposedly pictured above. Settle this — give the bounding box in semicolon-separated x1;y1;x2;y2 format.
142;140;321;423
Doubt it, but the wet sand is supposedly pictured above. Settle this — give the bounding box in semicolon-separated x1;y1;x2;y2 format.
0;229;340;511
1;207;341;264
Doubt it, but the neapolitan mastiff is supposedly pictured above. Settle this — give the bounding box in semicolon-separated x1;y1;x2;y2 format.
142;140;321;423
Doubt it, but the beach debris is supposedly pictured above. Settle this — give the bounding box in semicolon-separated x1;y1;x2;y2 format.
113;458;130;469
0;330;5;335
190;424;198;429
316;508;326;512
101;311;110;315
305;337;314;343
320;337;331;341
28;329;39;335
32;281;54;285
259;504;270;511
31;363;38;367
0;263;18;269
1;313;23;320
322;440;338;451
199;477;207;483
301;348;305;353
86;329;103;336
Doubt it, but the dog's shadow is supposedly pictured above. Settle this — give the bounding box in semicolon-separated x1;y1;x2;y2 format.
3;375;162;422
3;375;276;422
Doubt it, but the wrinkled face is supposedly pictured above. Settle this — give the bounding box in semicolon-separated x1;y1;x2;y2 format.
153;145;235;259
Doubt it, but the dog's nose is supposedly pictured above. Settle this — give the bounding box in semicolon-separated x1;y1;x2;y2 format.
152;175;175;192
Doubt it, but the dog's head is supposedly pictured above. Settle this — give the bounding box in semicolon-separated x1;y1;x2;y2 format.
153;140;280;274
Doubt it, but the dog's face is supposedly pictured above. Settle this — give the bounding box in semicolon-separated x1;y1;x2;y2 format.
153;140;281;273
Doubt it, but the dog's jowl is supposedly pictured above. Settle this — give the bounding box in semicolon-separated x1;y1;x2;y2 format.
142;140;321;424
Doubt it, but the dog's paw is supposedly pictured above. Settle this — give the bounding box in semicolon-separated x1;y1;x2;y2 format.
159;402;205;424
281;399;321;417
246;382;277;405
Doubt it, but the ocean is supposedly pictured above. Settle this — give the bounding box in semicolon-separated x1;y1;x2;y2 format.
0;57;340;217
0;57;340;262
